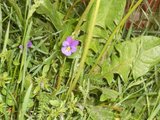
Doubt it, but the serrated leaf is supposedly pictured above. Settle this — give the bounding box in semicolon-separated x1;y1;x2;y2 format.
102;40;137;83
103;36;160;84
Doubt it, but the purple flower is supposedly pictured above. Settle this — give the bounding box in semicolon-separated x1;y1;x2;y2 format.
19;41;33;50
27;41;33;48
61;36;79;56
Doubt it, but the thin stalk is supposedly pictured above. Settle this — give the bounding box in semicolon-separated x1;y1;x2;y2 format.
18;20;32;93
67;0;101;96
2;21;10;53
72;0;95;37
89;0;143;73
66;59;77;86
12;54;21;83
143;78;151;116
0;21;10;72
56;57;66;89
64;0;81;20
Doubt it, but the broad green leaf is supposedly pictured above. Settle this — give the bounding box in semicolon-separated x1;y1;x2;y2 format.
93;26;109;38
81;0;126;75
132;36;160;78
100;88;119;101
102;36;160;84
81;0;126;38
88;106;115;120
95;0;112;28
36;0;62;31
112;40;137;81
89;39;99;53
96;0;126;30
105;0;126;30
101;40;137;83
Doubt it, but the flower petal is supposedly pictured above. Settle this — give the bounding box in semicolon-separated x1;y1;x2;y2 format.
27;41;33;48
70;46;77;53
71;40;79;46
66;36;73;44
62;41;70;46
61;47;72;56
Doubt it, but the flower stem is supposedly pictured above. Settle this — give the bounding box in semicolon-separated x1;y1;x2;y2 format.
89;0;143;74
67;0;101;96
56;57;66;90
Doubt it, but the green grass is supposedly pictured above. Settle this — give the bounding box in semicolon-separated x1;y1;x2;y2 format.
0;0;160;119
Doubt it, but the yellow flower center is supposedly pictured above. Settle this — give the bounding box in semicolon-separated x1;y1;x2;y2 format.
66;46;71;51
